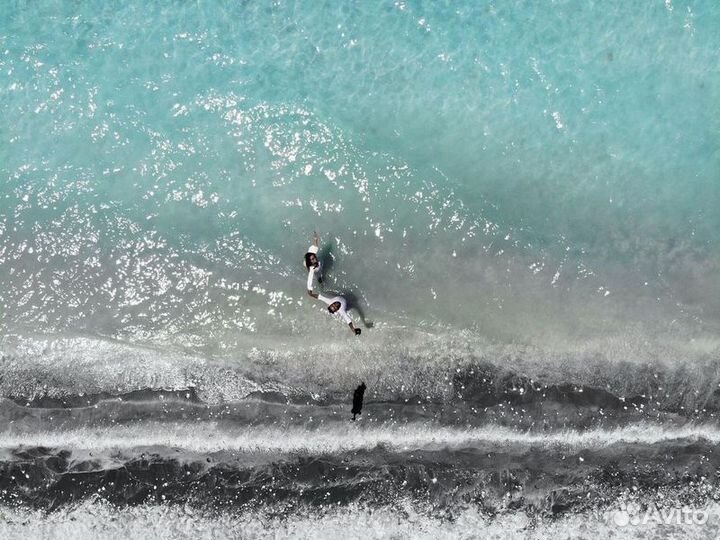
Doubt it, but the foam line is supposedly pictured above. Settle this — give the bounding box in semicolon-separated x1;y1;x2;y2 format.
1;422;718;455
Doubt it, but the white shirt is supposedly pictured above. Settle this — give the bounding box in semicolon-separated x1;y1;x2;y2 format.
318;294;352;325
305;244;321;291
306;265;319;291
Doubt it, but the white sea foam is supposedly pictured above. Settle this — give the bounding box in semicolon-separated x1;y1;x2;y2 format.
2;332;720;411
1;422;718;456
1;499;719;540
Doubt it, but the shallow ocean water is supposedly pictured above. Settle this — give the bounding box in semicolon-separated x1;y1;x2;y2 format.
1;0;719;537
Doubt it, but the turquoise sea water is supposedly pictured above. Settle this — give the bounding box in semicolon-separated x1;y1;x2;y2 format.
2;0;719;347
1;1;720;537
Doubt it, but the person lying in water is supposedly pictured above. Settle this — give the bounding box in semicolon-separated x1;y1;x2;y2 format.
304;231;323;297
314;293;362;335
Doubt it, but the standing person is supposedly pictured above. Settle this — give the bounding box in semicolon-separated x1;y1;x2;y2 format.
304;231;323;296
351;382;367;421
313;293;362;335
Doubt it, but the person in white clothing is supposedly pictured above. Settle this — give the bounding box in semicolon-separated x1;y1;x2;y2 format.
317;293;362;335
304;231;323;296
